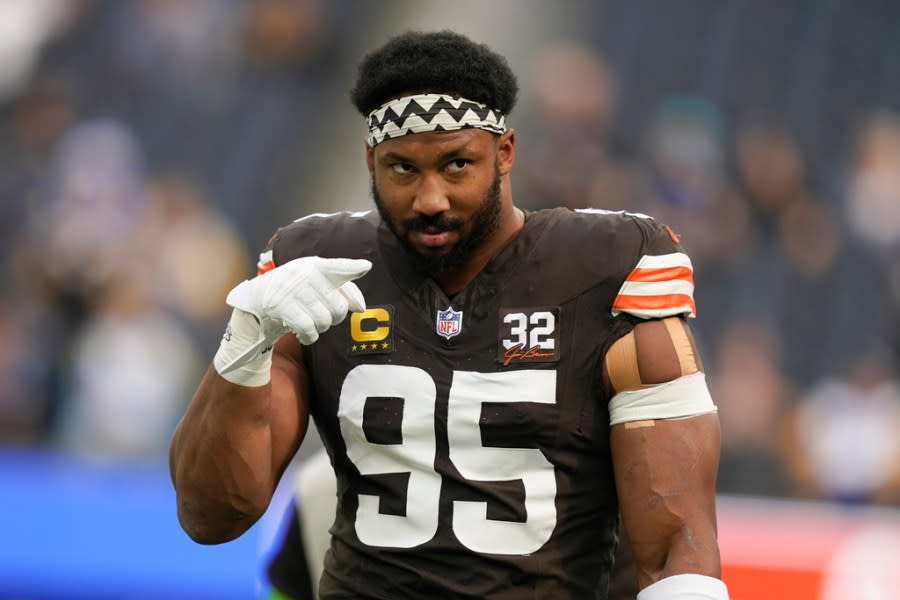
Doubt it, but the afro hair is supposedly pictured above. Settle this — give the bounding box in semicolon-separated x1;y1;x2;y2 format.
350;30;518;117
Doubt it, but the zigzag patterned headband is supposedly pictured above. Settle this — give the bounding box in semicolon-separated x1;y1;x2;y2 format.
366;93;507;146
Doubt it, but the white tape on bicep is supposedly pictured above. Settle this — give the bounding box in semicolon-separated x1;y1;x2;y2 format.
608;371;716;426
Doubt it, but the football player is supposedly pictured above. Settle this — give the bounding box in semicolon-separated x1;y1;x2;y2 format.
170;30;728;599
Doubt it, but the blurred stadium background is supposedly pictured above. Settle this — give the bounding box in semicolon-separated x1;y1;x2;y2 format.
1;1;899;598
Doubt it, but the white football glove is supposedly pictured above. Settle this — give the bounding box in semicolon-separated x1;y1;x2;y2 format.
213;256;371;386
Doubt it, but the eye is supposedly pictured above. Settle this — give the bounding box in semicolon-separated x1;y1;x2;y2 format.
445;158;470;174
391;163;414;174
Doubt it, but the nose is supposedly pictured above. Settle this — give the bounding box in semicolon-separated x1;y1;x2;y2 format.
411;172;450;216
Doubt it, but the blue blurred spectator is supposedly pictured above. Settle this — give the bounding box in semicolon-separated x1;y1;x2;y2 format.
841;111;900;367
54;273;200;457
726;118;877;388
637;94;753;353
786;350;900;505
131;172;250;353
710;321;793;497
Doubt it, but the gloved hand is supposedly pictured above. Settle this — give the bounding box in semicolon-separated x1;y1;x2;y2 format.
213;256;371;386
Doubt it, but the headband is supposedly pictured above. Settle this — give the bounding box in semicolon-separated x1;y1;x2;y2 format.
366;93;507;146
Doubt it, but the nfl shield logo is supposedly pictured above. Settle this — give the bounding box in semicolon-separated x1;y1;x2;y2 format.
436;307;463;340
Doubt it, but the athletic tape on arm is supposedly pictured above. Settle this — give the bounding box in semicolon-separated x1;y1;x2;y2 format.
213;308;273;387
608;371;716;426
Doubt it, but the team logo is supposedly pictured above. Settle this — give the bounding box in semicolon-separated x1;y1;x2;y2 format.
350;305;394;355
436;307;463;340
498;308;560;366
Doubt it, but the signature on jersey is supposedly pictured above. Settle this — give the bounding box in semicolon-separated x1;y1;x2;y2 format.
502;343;556;366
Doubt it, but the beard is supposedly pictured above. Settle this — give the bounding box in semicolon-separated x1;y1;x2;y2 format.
373;163;502;277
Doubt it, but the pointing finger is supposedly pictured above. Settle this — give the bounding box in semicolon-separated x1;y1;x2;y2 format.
338;281;366;313
318;258;372;286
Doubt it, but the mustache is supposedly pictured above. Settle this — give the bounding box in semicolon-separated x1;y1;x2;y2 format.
402;213;465;233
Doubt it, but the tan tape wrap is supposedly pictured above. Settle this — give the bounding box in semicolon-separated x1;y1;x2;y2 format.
605;317;701;394
663;317;700;376
605;329;641;393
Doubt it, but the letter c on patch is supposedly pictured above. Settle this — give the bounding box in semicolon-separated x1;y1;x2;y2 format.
351;308;391;342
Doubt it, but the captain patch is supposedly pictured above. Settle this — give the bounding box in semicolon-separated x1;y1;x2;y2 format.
350;305;394;355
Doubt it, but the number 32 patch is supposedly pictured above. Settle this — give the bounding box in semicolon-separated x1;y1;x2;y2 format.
498;307;560;366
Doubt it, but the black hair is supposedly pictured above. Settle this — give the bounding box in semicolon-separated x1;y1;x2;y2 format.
350;30;518;117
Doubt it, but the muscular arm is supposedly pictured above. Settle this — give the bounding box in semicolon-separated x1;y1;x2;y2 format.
169;334;309;544
604;317;723;592
169;255;369;545
611;414;721;587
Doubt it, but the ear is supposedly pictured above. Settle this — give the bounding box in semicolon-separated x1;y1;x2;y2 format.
365;142;375;176
497;129;516;176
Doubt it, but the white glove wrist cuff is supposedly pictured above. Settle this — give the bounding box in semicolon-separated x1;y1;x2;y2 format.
213;308;273;387
637;574;729;599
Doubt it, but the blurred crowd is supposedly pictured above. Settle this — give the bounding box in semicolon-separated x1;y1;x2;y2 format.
1;0;899;507
0;0;354;454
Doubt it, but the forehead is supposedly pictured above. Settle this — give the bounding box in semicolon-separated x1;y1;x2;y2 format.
373;128;496;158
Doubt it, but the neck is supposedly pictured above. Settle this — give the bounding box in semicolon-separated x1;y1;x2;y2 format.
434;203;524;296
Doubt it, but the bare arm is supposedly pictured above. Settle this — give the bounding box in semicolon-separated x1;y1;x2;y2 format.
169;334;309;544
611;414;721;588
604;317;724;593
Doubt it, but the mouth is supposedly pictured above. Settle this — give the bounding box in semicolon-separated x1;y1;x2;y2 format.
412;230;452;248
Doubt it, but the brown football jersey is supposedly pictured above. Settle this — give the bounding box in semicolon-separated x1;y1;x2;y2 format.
263;207;691;600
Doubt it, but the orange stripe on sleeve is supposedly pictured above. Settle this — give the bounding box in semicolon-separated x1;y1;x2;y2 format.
612;293;697;315
625;266;694;284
